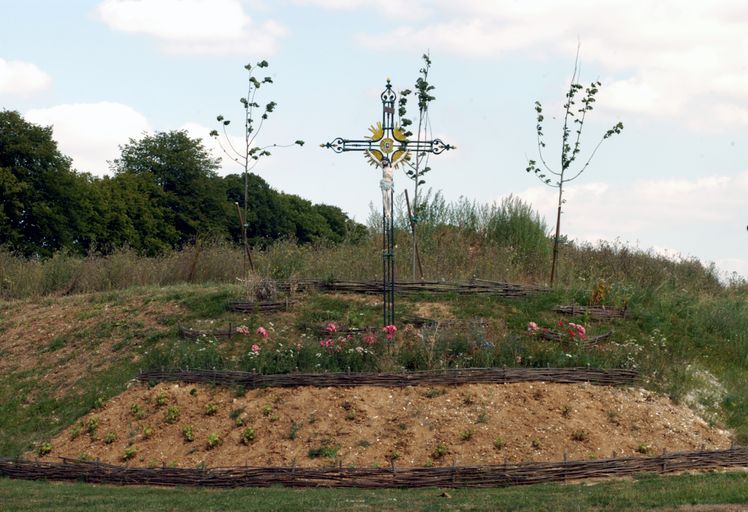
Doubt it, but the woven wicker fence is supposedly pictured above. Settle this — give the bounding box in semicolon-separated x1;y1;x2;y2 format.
2;448;745;489
555;304;627;319
136;367;639;388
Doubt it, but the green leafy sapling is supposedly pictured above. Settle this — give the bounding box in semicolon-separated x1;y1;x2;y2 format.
398;53;438;279
526;48;623;285
210;60;304;273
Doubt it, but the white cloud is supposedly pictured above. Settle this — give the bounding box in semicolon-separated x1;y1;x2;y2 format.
0;58;51;96
96;0;286;55
509;171;748;278
348;1;748;129
25;102;151;175
296;0;432;20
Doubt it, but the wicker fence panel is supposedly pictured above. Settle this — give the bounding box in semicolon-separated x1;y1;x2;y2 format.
1;448;745;489
136;367;639;389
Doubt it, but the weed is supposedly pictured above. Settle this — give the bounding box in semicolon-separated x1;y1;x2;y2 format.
70;425;82;440
204;403;218;416
493;437;505;450
103;432;117;444
308;439;338;459
182;425;194;442
78;452;92;461
130;403;147;419
386;450;400;462
229;408;244;420
637;443;651;454
476;412;488;424
164;405;180;424
561;405;572;418
262;404;272;417
189;388;198;397
531;438;541;449
345;409;356;421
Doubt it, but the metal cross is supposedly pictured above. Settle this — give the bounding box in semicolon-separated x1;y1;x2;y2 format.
321;79;454;327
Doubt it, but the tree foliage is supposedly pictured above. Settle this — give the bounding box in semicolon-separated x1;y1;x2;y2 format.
525;52;623;285
0;111;360;258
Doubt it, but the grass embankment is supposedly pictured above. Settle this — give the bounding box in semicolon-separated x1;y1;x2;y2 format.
1;472;747;512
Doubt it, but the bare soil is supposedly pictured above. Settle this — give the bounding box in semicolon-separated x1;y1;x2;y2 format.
37;381;732;469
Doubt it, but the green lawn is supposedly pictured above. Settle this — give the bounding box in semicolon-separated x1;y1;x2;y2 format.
1;472;746;511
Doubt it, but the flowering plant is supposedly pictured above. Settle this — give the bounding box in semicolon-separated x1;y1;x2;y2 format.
382;324;397;341
235;325;250;336
527;320;587;341
256;326;269;339
325;322;337;334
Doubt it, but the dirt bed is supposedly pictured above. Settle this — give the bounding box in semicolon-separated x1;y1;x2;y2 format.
37;381;732;469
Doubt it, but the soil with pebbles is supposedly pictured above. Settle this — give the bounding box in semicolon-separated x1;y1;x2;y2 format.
36;381;732;469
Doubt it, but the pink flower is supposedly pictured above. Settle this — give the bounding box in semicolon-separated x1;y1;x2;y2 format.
320;339;333;348
235;325;250;336
382;324;397;340
355;346;365;354
576;324;586;336
363;333;376;345
251;344;260;354
569;322;577;329
527;321;539;333
557;320;564;327
256;326;269;338
325;322;337;334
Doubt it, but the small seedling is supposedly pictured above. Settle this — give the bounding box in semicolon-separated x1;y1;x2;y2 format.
204;403;218;416
386;450;400;462
571;430;588;442
86;417;99;438
241;427;256;444
431;443;448;459
189;388;198;397
103;432;117;445
561;405;572;418
308;445;338;459
423;388;443;399
142;425;154;439
345;409;356;421
229;408;245;421
122;445;137;461
78;452;92;461
206;433;221;450
37;442;52;456
637;443;651;454
70;425;82;440
476;412;488;424
164;405;180;424
130;404;147;419
493;436;505;450
155;392;168;407
531;438;541;449
262;404;272;417
182;425;195;442
288;422;301;440
461;428;475;441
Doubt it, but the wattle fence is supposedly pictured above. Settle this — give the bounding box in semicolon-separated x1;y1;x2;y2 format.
135;367;640;389
1;448;745;488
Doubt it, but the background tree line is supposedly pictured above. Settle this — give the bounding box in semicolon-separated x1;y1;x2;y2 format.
0;110;366;258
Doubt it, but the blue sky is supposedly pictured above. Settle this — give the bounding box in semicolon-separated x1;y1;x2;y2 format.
1;0;747;279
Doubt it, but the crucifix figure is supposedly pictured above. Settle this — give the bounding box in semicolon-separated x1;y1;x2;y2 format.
322;79;453;327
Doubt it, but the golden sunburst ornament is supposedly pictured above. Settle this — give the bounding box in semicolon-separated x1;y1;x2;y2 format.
364;122;410;167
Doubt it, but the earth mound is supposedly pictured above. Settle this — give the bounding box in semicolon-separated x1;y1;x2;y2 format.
36;381;731;468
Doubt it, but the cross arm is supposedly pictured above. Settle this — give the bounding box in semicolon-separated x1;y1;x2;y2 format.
402;138;454;155
321;137;376;153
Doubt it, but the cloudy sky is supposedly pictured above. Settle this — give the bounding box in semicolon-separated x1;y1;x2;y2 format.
2;0;747;278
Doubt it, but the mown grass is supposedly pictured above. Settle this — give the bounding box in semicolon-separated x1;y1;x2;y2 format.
0;471;746;511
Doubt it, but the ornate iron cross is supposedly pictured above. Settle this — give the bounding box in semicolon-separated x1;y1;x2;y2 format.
321;79;453;327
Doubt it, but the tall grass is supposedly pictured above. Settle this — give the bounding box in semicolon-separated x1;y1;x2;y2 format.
1;195;742;300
